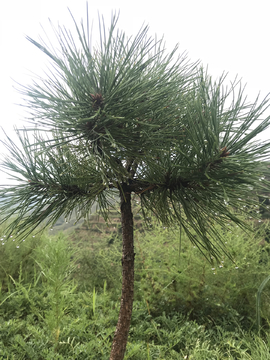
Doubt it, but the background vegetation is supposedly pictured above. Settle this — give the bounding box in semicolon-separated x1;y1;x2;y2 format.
1;204;270;359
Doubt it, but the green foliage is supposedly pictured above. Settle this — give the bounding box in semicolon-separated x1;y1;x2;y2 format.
1;217;270;358
34;233;77;350
133;218;270;330
73;234;122;294
0;232;79;357
0;7;270;358
256;272;270;335
0;10;270;260
0;224;42;292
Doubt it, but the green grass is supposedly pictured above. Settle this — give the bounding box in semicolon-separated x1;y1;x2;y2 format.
0;217;270;358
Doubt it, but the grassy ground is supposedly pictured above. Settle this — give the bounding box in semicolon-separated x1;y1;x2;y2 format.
0;214;270;359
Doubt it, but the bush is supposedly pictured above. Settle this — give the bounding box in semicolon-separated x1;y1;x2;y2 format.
1;216;270;357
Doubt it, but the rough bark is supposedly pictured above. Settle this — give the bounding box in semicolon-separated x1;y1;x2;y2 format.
110;187;134;360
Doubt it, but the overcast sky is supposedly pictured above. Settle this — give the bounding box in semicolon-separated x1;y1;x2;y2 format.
0;0;269;184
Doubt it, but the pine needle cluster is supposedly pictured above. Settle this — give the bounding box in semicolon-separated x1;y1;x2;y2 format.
0;10;270;260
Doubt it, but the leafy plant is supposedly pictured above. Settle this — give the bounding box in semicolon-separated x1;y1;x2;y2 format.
34;233;77;351
256;273;270;335
0;218;270;358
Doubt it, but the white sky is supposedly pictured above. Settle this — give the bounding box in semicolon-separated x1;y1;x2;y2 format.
0;0;270;184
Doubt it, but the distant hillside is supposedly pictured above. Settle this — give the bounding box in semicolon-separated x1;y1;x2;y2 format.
49;198;143;246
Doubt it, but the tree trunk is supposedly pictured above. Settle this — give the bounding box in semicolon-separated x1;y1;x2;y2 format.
110;188;135;360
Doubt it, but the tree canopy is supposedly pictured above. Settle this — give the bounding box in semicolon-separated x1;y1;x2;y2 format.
0;12;270;261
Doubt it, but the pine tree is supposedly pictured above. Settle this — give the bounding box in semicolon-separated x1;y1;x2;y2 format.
1;10;270;360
